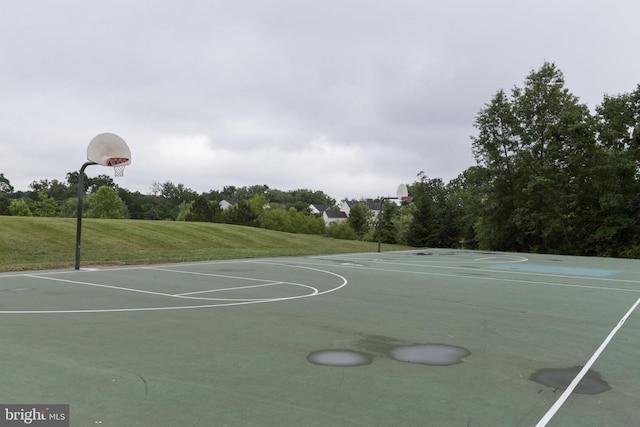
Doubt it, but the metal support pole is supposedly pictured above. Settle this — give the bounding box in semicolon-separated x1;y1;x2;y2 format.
75;161;96;270
377;197;398;253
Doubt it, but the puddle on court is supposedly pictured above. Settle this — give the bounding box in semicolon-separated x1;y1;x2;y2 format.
0;287;32;292
390;344;471;365
530;366;611;394
308;335;471;367
307;350;372;366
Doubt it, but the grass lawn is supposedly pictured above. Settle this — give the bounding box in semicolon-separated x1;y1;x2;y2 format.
0;216;411;272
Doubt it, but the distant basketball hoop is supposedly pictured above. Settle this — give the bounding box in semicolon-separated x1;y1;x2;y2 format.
75;133;131;269
377;183;413;252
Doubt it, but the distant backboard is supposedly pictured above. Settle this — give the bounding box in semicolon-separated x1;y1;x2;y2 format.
396;183;408;198
87;133;131;176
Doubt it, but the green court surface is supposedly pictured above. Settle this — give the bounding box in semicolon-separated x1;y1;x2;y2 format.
1;250;640;426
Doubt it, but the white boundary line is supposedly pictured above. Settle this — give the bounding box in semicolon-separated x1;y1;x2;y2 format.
0;261;347;314
535;296;640;426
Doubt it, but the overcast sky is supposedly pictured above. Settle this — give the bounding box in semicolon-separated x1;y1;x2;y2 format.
1;1;639;202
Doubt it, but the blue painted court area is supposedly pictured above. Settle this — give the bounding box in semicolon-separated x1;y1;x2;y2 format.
488;263;620;277
1;250;640;426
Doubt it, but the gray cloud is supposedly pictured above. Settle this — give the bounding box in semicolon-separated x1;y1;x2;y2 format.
1;0;639;201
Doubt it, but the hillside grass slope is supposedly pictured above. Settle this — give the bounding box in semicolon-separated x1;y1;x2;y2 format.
0;217;411;272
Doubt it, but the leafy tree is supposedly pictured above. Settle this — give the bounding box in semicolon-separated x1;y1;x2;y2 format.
34;192;58;217
185;196;214;222
247;194;268;218
224;200;258;226
581;86;640;256
159;181;198;203
30;178;74;201
223;184;269;201
448;167;487;249
0;175;11;215
65;171;92;194
176;201;192;221
395;202;416;246
406;174;465;248
86;186;125;219
147;181;198;220
145;208;162;220
0;193;9;215
58;197;79;217
284;207;325;234
0;173;14;193
327;221;356;240
378;200;399;244
117;189;146;219
347;203;373;239
9;199;33;216
88;174;118;192
471;62;594;252
265;189;294;205
258;207;290;231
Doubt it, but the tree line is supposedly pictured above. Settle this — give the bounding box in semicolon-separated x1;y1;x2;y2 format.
2;62;639;257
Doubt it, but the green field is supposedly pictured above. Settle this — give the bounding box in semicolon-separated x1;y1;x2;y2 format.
0;216;411;272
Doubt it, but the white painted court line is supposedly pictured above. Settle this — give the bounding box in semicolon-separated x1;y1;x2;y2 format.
1;261;348;314
26;274;317;302
146;266;282;283
473;256;500;261
173;282;320;301
287;259;640;293
174;281;286;296
25;274;179;298
535;295;640;426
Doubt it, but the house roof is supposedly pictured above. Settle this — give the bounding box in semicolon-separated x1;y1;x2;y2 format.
310;204;332;212
324;211;348;219
342;200;381;211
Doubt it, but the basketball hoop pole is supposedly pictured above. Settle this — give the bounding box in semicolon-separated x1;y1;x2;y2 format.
377;196;397;253
75;161;96;270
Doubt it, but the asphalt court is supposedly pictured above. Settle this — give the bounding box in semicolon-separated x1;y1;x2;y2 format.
1;249;640;426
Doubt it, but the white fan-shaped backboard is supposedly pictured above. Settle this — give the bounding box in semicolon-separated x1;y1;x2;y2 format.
87;133;131;166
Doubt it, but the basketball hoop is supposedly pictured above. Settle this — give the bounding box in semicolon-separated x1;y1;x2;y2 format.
107;157;129;177
87;133;132;177
401;196;414;202
77;133;131;270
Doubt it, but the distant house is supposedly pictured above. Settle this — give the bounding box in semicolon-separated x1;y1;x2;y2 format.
309;204;332;215
323;210;348;225
340;199;382;219
219;199;237;210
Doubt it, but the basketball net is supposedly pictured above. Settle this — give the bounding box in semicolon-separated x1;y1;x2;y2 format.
107;158;128;177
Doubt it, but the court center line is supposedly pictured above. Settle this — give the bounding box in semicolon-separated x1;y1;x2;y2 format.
535;295;640;427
